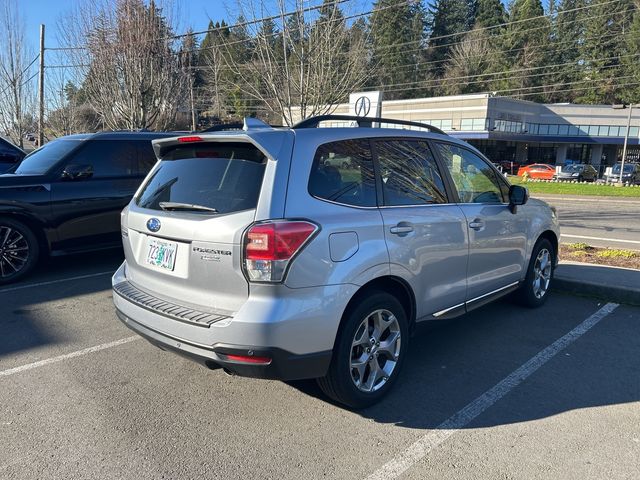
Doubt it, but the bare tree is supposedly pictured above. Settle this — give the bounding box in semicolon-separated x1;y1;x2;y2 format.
0;0;37;148
215;0;370;125
59;0;186;131
443;28;493;96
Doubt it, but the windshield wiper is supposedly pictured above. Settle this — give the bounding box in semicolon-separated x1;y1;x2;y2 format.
158;202;218;213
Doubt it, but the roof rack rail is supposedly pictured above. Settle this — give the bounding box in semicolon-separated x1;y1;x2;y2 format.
292;115;446;135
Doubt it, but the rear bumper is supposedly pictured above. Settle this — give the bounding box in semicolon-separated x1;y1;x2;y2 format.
116;308;332;380
112;261;356;380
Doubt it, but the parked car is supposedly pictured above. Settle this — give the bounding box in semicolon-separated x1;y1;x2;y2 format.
554;164;598;182
0;131;172;283
604;163;639;184
112;115;559;408
517;163;556;180
496;160;518;175
0;137;26;173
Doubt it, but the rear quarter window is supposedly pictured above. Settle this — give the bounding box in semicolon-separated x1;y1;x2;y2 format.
136;142;267;214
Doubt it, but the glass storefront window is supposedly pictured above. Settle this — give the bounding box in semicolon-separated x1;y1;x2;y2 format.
568;125;579;136
558;125;569;135
549;125;559;135
472;118;486;131
539;125;549;135
598;126;609;136
460;119;473;130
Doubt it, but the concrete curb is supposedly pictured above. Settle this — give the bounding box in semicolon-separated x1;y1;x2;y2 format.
552;275;640;306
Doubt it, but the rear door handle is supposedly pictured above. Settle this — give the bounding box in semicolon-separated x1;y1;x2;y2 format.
390;224;414;235
469;219;485;230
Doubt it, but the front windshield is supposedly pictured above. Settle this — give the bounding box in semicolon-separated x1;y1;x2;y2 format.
561;165;584;172
612;164;634;173
14;139;82;175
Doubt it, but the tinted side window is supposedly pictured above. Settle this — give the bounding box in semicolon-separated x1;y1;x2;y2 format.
435;143;508;204
308;139;376;207
375;139;447;205
70;140;139;178
136;141;158;175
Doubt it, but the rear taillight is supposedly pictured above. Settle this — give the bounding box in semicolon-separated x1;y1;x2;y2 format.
243;220;318;282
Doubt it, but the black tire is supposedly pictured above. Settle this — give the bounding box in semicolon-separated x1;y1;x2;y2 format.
0;218;39;284
577;175;583;182
317;291;409;409
514;238;555;308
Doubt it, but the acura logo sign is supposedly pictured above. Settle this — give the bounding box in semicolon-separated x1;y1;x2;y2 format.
354;96;371;117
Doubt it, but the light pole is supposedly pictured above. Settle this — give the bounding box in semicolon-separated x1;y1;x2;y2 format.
613;103;637;185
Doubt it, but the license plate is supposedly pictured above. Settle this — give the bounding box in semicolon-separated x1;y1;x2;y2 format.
145;238;177;271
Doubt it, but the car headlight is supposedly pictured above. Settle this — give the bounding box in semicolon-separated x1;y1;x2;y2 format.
572;173;579;176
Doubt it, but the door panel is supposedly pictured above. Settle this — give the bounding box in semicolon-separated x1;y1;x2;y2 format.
459;203;528;299
434;142;528;301
50;139;148;251
381;205;469;318
374;139;468;319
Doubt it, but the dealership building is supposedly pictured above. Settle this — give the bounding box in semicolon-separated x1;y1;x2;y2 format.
323;93;640;172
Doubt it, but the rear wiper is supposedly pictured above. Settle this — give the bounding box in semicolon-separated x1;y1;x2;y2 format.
158;202;218;213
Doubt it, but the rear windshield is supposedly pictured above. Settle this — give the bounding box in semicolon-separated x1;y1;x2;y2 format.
136;142;267;214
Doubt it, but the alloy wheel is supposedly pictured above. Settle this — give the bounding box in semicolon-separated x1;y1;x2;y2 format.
532;248;552;299
0;226;30;278
349;308;401;393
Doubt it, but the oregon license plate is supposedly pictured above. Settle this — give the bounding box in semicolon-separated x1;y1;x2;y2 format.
145;238;177;271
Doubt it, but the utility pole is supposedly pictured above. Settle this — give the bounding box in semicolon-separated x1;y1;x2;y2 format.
37;24;45;147
619;104;633;185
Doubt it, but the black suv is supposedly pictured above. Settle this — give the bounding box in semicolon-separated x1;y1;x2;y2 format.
0;136;26;173
0;131;172;283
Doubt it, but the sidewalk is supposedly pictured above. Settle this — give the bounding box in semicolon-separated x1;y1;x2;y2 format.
553;261;640;306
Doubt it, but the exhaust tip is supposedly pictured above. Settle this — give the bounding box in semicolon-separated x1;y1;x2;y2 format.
222;368;235;376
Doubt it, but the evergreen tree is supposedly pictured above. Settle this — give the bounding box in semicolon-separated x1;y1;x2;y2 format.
504;0;550;101
578;0;636;104
369;0;425;99
427;0;475;78
621;2;640;103
475;0;507;29
546;0;586;102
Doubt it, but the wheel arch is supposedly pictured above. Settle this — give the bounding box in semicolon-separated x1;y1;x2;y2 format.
0;212;50;256
333;275;416;349
537;230;559;265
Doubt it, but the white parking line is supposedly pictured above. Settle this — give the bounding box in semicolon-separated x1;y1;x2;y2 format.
561;234;640;245
365;302;619;480
0;336;140;378
0;270;114;294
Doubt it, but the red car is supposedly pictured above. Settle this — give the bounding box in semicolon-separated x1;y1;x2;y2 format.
517;163;556;180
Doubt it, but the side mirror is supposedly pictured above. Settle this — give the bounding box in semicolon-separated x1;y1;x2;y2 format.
62;164;93;180
508;184;529;213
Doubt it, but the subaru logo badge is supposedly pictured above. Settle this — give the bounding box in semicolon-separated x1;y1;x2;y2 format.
147;218;161;232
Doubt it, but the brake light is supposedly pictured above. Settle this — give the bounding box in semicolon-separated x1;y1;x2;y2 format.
244;221;317;282
177;136;203;143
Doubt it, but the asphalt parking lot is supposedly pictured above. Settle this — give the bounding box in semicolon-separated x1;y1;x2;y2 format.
1;250;639;479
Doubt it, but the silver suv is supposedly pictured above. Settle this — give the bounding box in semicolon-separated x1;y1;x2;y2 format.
112;116;559;408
